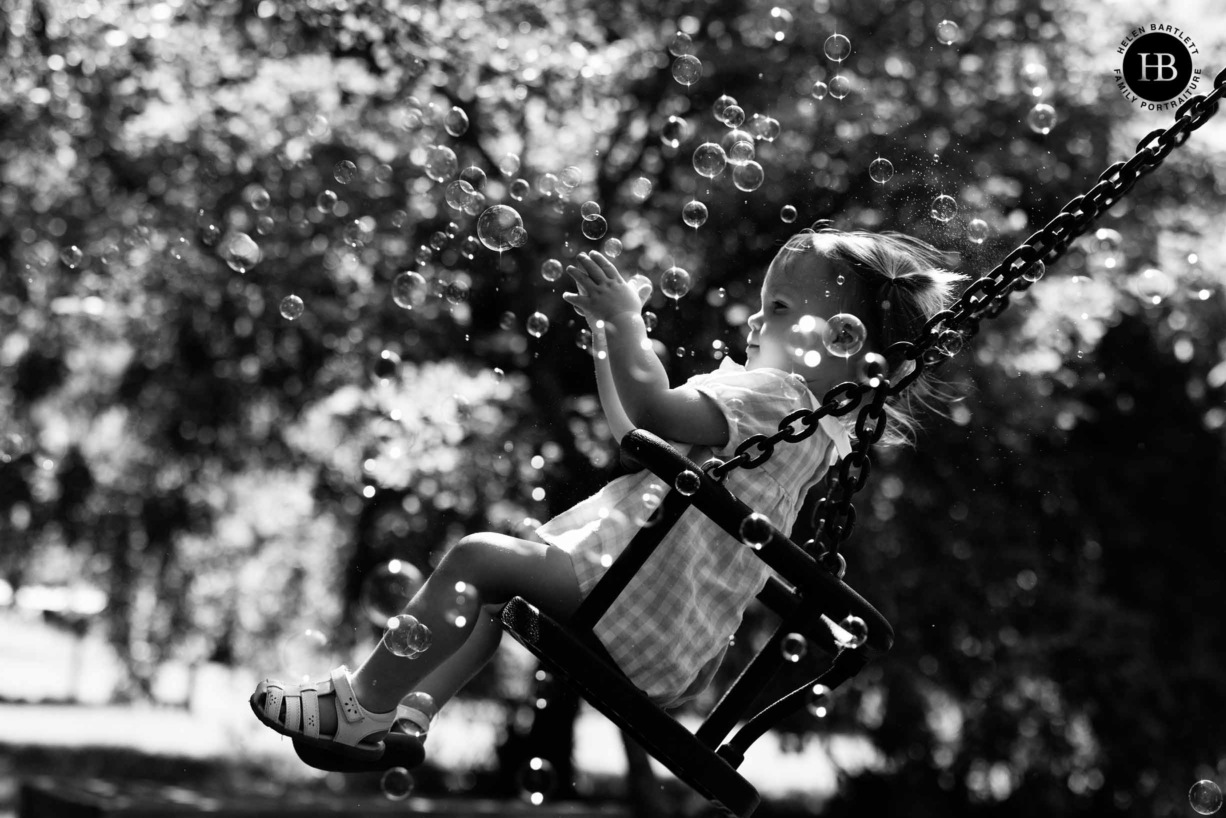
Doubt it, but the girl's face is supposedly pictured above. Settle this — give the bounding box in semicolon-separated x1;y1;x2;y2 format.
745;249;869;393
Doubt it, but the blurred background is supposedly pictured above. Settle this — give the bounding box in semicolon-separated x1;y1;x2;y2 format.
1;0;1224;815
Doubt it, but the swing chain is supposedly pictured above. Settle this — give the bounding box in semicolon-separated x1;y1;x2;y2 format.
715;65;1226;568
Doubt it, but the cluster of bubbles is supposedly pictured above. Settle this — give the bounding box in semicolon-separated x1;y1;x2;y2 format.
580;199;608;241
669;32;703;86
383;613;434;658
809;34;853;102
1190;780;1224;815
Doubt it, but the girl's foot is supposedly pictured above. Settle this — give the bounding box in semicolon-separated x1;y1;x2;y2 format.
249;667;399;761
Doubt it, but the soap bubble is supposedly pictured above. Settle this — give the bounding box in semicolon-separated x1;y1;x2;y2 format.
805;683;832;718
682;200;708;228
399;692;438;738
869;157;894;184
375;350;399;382
858;352;888;386
278;628;335;681
477;205;525;251
732;161;765;192
581;215;608;240
1190;780;1224;815
671;54;703;86
693;142;727;178
781;205;797;223
509;179;530;201
712;94;737;123
444;106;469;137
443;180;475;210
669;31;693;56
576;328;593;351
60;245;84;269
824;33;851;62
459;165;487;191
1132;268;1174;305
930;195;958;222
359;560;425;626
279;295;304;320
781;632;807;663
1020;259;1046;283
661;115;689;148
661;267;691;299
1020;62;1049;95
425;145;459;182
674;469;701;496
316;190;338;212
723;130;755;166
722;105;746;128
526;312;550;338
811;81;828;100
343;218;374;247
739;512;773;549
221;232;261;273
169;236;189;260
602;238;623;258
392;272;429;309
581;201;602;220
630;177;654;201
835;614;868;648
936;19;960;45
541;259;564;282
769;7;793;41
967;219;990;244
244;185;271;211
444;581;480;628
828;75;851;99
256;215;275;234
559;166;582;190
499;153;521;177
823;313;867;357
516;757;559;805
381;767;414;801
500;311;517;331
333;160;357;185
1027;103;1057;135
535;173;558;196
756;116;781;141
445;280;470;305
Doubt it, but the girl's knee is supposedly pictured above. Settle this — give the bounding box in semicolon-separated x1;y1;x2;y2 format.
439;533;502;579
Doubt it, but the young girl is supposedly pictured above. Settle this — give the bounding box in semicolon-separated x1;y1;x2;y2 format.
250;227;965;764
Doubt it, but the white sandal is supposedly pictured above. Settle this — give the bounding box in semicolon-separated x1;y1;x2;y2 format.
250;665;398;761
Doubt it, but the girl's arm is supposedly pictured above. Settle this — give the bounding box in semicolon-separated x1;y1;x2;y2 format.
564;252;728;448
591;319;636;443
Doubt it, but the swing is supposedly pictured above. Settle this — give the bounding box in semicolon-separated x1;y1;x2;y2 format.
297;70;1226;817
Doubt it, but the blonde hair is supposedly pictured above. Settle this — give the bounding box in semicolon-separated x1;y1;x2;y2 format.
780;228;970;448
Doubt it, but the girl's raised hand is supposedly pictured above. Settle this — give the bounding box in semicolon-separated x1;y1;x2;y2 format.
562;251;645;322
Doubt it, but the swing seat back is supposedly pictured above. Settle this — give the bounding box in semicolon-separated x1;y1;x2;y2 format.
499;429;893;818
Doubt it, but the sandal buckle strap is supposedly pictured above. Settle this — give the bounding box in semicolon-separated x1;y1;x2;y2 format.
330;666;365;724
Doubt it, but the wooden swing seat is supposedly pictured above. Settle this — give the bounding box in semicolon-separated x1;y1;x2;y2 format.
500;429;893;818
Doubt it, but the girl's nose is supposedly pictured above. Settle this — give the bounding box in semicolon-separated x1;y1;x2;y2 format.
747;310;763;331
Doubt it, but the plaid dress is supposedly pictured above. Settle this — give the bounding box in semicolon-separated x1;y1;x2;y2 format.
537;358;853;709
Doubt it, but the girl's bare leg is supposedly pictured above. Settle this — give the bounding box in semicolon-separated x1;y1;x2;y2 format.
286;534;582;740
408;603;506;718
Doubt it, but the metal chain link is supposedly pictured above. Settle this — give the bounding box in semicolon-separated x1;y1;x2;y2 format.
705;66;1226;573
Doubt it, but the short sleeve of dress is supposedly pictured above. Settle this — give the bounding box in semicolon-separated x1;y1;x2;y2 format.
686;358;814;457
